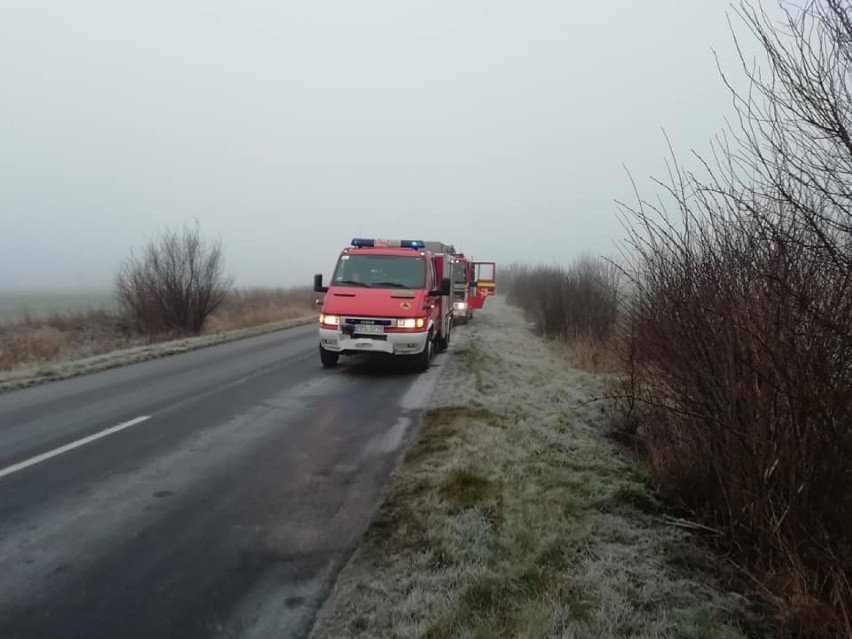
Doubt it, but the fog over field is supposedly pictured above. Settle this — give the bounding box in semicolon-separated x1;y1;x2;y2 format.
1;0;772;293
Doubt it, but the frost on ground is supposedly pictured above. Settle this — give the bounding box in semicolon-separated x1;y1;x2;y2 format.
310;297;755;638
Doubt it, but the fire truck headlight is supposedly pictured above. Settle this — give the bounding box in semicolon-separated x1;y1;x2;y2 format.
398;317;427;329
396;318;426;329
454;302;467;311
320;314;340;326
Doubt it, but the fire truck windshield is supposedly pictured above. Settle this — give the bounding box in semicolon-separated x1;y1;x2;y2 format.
332;255;426;289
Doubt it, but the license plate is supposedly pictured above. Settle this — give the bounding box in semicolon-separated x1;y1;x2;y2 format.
353;324;384;335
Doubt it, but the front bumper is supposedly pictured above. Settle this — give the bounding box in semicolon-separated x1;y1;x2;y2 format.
319;327;428;356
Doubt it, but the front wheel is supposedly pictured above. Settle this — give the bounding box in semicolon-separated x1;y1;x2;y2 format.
320;346;339;368
412;333;433;371
435;327;450;352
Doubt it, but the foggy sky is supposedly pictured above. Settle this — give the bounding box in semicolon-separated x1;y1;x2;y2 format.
1;1;768;291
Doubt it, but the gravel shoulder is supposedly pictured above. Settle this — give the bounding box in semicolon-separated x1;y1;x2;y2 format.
309;297;755;638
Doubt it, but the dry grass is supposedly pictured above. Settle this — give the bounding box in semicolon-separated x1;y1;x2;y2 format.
2;326;68;367
205;287;317;332
0;310;137;371
311;298;761;639
0;287;316;373
556;336;622;375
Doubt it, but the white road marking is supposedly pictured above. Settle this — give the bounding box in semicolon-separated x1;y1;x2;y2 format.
0;416;152;480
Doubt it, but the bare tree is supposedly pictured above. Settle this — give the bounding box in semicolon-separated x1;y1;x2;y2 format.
116;222;232;335
614;1;852;635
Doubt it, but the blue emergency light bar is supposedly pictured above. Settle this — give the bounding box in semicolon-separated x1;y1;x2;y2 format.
350;238;425;249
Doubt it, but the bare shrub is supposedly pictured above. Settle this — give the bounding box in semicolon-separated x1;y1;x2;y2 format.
505;257;620;342
116;222;232;336
615;1;852;634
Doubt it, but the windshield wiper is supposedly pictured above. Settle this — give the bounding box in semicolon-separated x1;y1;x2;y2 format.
336;279;370;287
371;282;411;289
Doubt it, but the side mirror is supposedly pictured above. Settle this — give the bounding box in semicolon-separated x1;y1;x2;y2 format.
429;278;452;297
314;274;328;293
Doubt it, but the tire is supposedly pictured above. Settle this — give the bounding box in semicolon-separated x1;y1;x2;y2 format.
435;326;450;352
413;333;433;371
320;346;339;368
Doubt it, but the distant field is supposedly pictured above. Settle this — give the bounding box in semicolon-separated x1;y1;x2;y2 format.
0;292;116;323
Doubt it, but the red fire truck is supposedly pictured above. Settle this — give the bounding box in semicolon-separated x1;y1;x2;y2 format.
313;238;454;370
421;242;472;326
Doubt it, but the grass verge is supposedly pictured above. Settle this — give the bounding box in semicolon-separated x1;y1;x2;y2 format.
310;298;762;638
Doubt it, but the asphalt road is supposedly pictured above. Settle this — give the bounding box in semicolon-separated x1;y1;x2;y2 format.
0;324;444;639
